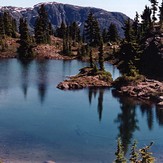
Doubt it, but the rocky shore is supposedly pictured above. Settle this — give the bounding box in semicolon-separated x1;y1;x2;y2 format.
114;78;163;107
57;67;113;90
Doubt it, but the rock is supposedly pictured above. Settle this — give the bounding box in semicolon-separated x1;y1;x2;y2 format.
44;161;56;163
157;102;163;106
57;82;70;90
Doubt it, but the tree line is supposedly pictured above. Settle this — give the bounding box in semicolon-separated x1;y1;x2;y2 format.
0;4;119;64
117;0;163;78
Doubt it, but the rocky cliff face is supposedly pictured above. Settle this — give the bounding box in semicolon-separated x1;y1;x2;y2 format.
0;2;129;37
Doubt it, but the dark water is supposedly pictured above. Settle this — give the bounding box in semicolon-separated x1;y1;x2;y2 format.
0;59;163;163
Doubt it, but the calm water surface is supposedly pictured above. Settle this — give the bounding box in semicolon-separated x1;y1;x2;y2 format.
0;59;163;163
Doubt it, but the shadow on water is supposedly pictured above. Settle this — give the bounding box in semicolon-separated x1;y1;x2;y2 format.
36;60;49;104
112;89;163;153
19;59;32;99
87;88;106;122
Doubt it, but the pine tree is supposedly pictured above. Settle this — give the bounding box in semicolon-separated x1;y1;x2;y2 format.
3;11;13;37
102;28;108;43
98;41;104;71
159;0;163;28
122;18;133;43
114;138;127;163
129;140;139;163
89;48;93;68
141;6;152;34
108;23;119;42
84;12;101;47
34;4;51;44
132;12;140;41
149;0;158;23
0;15;5;38
56;21;66;38
17;18;34;59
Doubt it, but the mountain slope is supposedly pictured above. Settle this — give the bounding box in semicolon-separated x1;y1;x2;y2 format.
0;2;129;37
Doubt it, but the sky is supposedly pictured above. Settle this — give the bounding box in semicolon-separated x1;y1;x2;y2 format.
0;0;162;19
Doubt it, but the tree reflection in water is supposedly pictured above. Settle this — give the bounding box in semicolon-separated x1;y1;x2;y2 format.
19;59;31;99
36;60;49;104
88;88;105;121
114;96;139;154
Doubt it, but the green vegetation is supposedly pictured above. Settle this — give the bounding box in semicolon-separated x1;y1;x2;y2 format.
34;4;51;44
114;138;155;163
116;0;163;79
17;18;34;59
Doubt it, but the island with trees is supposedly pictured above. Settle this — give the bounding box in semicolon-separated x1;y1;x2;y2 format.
0;1;163;106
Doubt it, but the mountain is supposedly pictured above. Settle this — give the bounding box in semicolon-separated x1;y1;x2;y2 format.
0;2;130;37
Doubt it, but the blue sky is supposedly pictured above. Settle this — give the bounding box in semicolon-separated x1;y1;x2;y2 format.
0;0;162;18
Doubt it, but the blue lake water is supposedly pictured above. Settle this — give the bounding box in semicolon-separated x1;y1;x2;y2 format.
0;59;163;163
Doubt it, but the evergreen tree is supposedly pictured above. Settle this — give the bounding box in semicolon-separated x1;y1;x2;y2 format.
34;4;51;44
98;41;104;71
84;12;101;47
141;6;152;34
17;18;33;59
114;138;127;163
56;21;66;38
149;0;158;23
122;18;133;43
89;48;93;68
108;23;119;42
129;140;139;163
102;28;108;43
3;11;13;37
159;0;163;28
0;15;5;38
69;21;81;43
132;12;140;41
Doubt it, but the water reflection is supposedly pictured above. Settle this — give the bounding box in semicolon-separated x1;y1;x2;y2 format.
36;60;49;104
88;88;105;121
140;104;154;130
19;60;31;99
156;107;163;126
114;96;139;153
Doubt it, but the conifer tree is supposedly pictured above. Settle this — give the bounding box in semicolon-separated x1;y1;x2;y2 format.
98;41;104;71
84;12;101;47
102;28;108;43
141;6;152;34
122;18;133;43
159;0;163;28
132;12;140;41
114;138;127;163
3;11;13;37
18;18;33;59
34;4;51;44
89;48;93;68
56;21;66;38
129;140;139;163
149;0;158;23
0;15;5;38
108;23;119;42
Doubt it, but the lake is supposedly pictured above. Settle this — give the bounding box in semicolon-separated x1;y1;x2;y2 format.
0;59;162;163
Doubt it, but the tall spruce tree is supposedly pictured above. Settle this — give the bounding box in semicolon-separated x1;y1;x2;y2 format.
0;15;5;38
34;4;51;44
18;18;33;59
141;6;152;34
84;12;101;47
149;0;158;23
98;41;104;71
3;11;13;37
159;0;163;28
108;23;119;42
56;21;66;38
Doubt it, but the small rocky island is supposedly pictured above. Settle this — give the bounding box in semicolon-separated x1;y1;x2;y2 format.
113;75;163;106
57;67;113;89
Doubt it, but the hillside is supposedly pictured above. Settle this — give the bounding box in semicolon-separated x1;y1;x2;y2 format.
0;2;129;37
